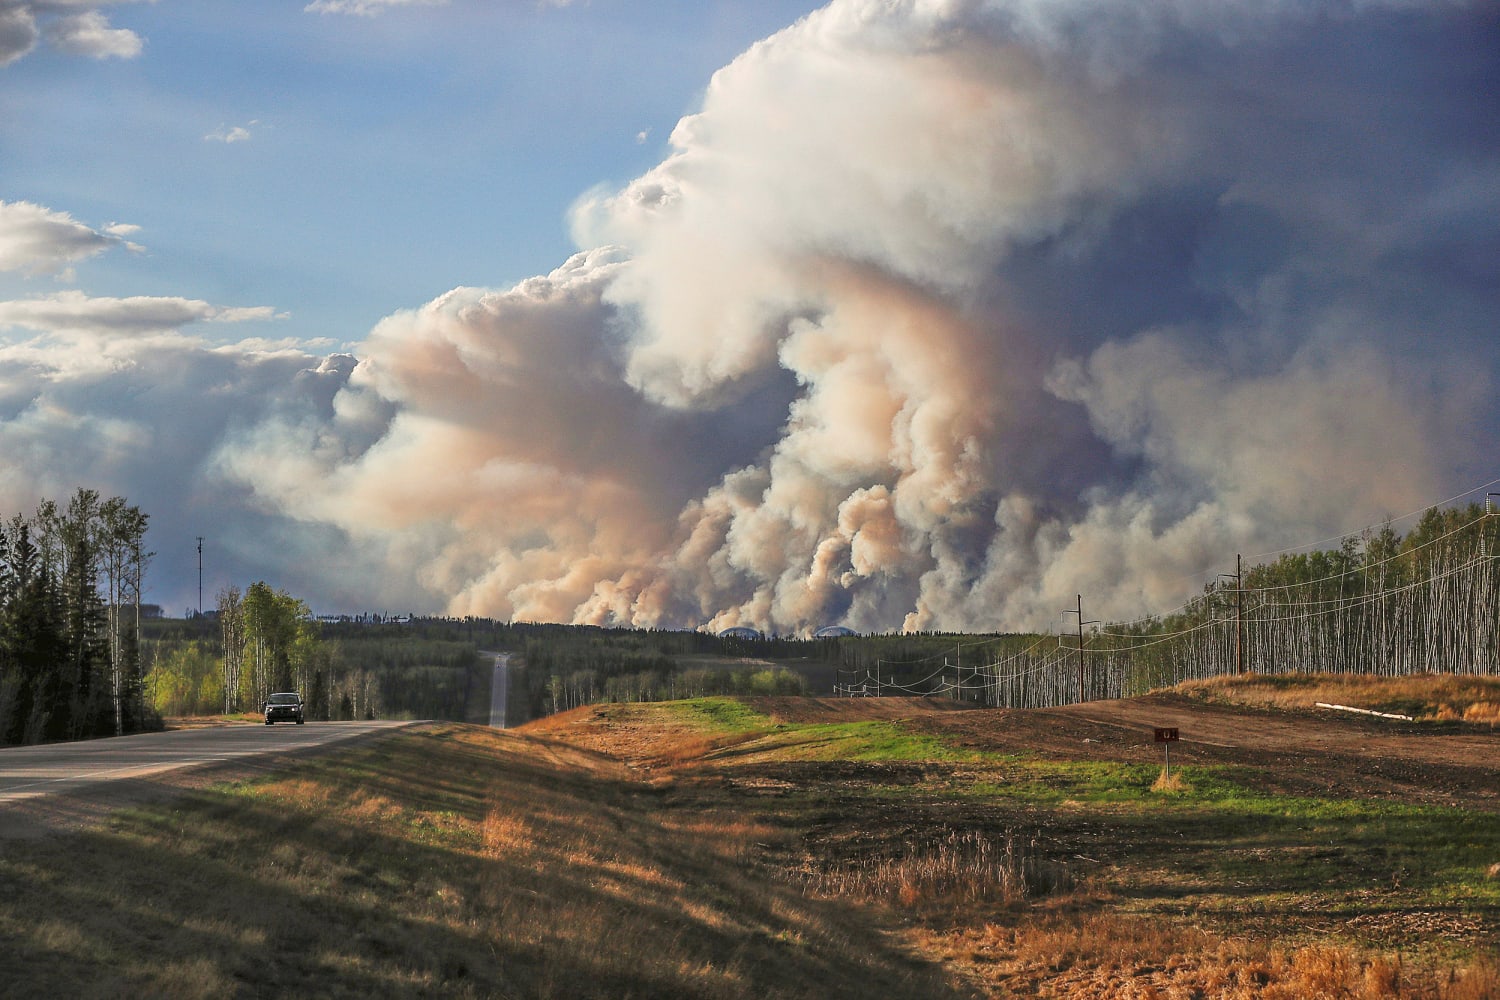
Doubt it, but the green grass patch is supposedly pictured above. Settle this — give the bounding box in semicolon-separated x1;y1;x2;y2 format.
661;702;987;764
945;758;1500;912
750;720;981;763
972;760;1168;804
666;696;775;733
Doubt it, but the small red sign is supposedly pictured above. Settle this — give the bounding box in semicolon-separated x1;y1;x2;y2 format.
1154;727;1179;743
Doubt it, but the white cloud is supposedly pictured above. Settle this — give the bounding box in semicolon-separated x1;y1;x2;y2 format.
0;326;377;613
304;0;448;15
43;10;141;59
205;121;258;144
0;290;283;338
0;3;147;65
3;0;1493;632
0;200;141;277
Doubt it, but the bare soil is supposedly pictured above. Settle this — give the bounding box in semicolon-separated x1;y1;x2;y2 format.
860;694;1500;813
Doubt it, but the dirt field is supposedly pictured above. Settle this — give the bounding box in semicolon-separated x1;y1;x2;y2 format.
591;689;1500;814
886;695;1500;813
534;686;1500;998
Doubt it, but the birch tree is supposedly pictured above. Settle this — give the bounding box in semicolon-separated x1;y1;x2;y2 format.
218;585;246;713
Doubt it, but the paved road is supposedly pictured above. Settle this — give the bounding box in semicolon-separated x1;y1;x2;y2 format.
0;720;414;807
489;652;510;728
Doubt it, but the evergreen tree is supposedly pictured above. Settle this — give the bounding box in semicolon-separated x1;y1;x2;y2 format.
0;525;66;744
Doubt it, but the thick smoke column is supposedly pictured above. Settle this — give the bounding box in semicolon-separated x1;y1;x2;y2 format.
225;0;1499;632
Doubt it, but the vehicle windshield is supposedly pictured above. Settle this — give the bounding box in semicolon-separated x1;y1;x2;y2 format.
269;694;300;705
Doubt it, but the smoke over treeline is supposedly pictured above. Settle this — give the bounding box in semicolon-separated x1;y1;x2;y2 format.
2;0;1497;633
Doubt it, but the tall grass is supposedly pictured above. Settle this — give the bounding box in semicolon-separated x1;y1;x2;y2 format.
800;829;1074;907
1181;671;1500;723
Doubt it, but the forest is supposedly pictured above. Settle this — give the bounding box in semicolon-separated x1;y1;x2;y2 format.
849;505;1500;708
144;615;492;725
143;617;812;725
6;490;1495;742
0;488;152;744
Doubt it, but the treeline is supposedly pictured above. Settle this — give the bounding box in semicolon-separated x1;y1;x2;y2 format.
150;613;1025;723
148;582;381;721
146;615;485;722
1115;504;1500;684
540;661;807;715
492;624;808;717
0;489;153;744
511;624;1051;718
317;631;482;722
941;505;1500;708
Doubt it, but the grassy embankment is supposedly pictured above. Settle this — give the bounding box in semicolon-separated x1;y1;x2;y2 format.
1;673;1496;998
0;723;955;999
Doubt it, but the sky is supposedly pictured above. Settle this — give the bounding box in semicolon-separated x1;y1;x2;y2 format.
1;0;1497;633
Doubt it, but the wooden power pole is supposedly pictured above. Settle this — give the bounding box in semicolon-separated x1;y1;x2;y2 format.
1236;553;1245;675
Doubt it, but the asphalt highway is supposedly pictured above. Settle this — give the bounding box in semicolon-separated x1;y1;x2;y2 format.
489;652;510;729
0;720;415;816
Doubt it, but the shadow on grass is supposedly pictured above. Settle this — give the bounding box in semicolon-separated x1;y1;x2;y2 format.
0;725;964;999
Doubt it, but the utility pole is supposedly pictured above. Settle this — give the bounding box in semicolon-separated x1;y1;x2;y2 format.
197;536;204;619
1219;558;1246;675
1485;497;1499;675
1236;553;1245;675
1076;594;1085;697
1061;596;1099;704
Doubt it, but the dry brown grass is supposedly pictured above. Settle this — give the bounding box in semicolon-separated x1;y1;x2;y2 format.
917;906;1500;999
1461;701;1500;725
799;829;1074;908
15;684;1497;999
536;695;1500;1000
0;724;958;998
1179;672;1500;724
524;702;754;769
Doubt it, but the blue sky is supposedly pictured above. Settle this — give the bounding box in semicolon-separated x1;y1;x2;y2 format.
1;0;1496;631
2;1;822;344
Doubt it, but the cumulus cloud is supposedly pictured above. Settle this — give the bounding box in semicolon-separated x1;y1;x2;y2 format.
6;0;1497;630
0;3;145;65
0;326;375;611
0;201;142;278
44;9;141;58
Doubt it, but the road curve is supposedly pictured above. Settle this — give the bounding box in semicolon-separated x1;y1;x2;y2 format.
0;720;417;835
